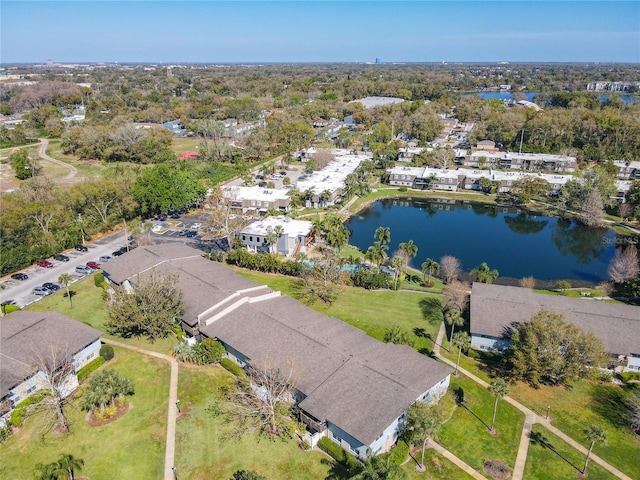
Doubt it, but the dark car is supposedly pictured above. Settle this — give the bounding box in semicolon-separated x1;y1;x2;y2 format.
258;181;267;188
11;273;28;281
42;282;60;292
53;254;70;262
75;244;88;252
185;230;198;238
37;260;54;268
112;246;128;256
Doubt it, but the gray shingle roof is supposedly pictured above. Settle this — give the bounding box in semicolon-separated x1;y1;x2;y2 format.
202;296;451;446
0;311;102;397
470;283;640;355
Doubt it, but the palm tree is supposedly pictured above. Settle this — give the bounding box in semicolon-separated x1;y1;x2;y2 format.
58;273;73;308
56;453;84;480
390;255;405;290
399;239;418;273
404;402;444;472
489;378;509;433
366;241;388;267
33;462;59;480
582;425;607;475
350;454;406;480
143;221;153;245
444;308;464;352
310;216;323;243
374;226;391;246
452;331;471;376
470;262;499;284
421;258;439;286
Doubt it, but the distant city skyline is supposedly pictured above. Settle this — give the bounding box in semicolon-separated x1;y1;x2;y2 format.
2;1;639;64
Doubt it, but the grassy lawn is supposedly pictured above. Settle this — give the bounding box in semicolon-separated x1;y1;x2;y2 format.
235;269;445;354
171;137;202;153
45;139;108;177
28;274;179;355
439;347;640;479
524;424;619;480
439;375;525;471
0;346;170;480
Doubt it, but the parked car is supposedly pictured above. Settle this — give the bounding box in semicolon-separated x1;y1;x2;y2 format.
178;230;188;237
36;260;54;268
191;222;203;229
99;255;112;263
42;282;60;292
32;286;52;296
11;273;28;281
75;245;88;252
86;261;101;270
185;231;198;238
258;181;267;188
53;254;70;262
112;246;129;257
75;265;93;275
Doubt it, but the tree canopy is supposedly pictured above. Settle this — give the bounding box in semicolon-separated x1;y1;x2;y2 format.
133;164;206;215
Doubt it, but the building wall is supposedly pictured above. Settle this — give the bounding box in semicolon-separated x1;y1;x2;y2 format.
470;334;512;353
72;339;102;371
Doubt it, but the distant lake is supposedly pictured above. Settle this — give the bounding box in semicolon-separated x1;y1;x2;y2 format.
463;91;638;106
346;198;619;283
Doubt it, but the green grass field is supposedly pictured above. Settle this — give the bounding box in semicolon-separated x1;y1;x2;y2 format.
438;375;525;472
0;346;170;480
524;424;619;480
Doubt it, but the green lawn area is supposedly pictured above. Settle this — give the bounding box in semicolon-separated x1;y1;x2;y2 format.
45;139;109;177
524;424;618;480
439;375;525;472
235;269;445;354
0;346;170;480
440;347;640;479
28;274;178;355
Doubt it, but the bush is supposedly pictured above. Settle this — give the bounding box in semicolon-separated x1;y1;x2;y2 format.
0;422;12;443
398;186;408;192
77;356;106;382
197;338;226;364
94;272;105;287
220;358;248;378
620;371;640;383
2;305;21;315
387;439;409;465
100;344;115;361
317;437;361;471
10;392;48;426
351;268;392;290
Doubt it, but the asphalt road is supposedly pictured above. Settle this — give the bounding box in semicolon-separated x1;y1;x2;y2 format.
0;230;132;308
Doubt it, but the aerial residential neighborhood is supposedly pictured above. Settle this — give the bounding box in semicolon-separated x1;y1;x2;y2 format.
1;3;639;479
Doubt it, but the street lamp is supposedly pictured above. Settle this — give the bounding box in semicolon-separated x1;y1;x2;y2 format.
172;466;178;480
176;399;181;413
546;405;550;420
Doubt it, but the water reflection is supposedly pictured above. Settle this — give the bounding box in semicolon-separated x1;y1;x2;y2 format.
551;217;608;264
504;213;548;235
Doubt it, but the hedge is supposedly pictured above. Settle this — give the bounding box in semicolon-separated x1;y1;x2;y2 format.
220;358;248;378
10;392;49;426
620;371;640;383
94;272;105;287
77;356;106;382
1;305;21;315
100;344;114;361
317;437;361;472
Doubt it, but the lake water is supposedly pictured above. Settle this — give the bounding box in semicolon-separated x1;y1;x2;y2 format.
345;198;619;283
464;91;638;105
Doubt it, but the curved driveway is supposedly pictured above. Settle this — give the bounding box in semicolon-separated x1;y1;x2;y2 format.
38;138;78;181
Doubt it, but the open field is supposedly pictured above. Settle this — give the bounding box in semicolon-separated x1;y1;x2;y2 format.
0;346;170;480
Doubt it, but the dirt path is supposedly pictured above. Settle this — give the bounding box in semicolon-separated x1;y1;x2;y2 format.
38;138;78;182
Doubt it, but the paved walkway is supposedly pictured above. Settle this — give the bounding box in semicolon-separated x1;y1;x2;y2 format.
428;440;486;479
103;339;179;480
432;322;633;480
38;138;78;182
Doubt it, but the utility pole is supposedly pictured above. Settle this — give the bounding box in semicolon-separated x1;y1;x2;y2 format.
519;129;524;154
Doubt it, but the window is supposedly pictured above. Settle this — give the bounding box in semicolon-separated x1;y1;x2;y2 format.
86;352;94;361
26;386;36;395
242;235;246;241
249;236;253;242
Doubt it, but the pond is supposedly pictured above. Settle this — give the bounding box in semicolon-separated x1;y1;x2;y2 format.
345;198;620;283
463;91;638;106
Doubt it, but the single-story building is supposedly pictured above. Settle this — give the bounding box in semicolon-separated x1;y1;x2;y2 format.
102;244;452;457
0;311;102;425
469;283;640;372
221;186;291;214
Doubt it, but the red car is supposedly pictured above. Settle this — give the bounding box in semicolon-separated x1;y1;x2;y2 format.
37;260;54;268
86;261;101;270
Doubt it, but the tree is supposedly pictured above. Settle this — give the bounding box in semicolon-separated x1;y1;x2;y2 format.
9;149;37;180
519;276;536;289
390;255;405;290
439;255;461;284
488;378;509;433
626;391;640;434
350;454;407;480
421;258;439;287
452;331;471;376
402;402;445;472
444;309;464;352
374;226;391;246
442;281;469;313
80;368;134;414
578;188;605;228
608;245;639;283
470;262;499;284
298;247;344;305
365;241;389;268
582;425;607;476
133;164;205;215
107;270;184;341
34;461;61;480
206;187;251;250
56;453;84;480
383;326;413;347
225;360;298;438
398;239;418;272
507;310;607;386
58;273;73;308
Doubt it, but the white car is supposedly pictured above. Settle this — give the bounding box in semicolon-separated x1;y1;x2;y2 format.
191;222;203;229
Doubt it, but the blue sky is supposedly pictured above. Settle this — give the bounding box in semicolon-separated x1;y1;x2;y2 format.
2;1;638;63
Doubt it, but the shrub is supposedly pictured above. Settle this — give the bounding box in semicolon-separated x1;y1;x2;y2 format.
2;305;21;315
77;356;106;382
398;186;408;192
620;371;640;383
10;392;48;426
197;338;226;364
351;268;392;290
0;422;12;443
317;437;361;471
220;358;247;378
94;273;105;287
99;344;115;361
387;439;409;465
